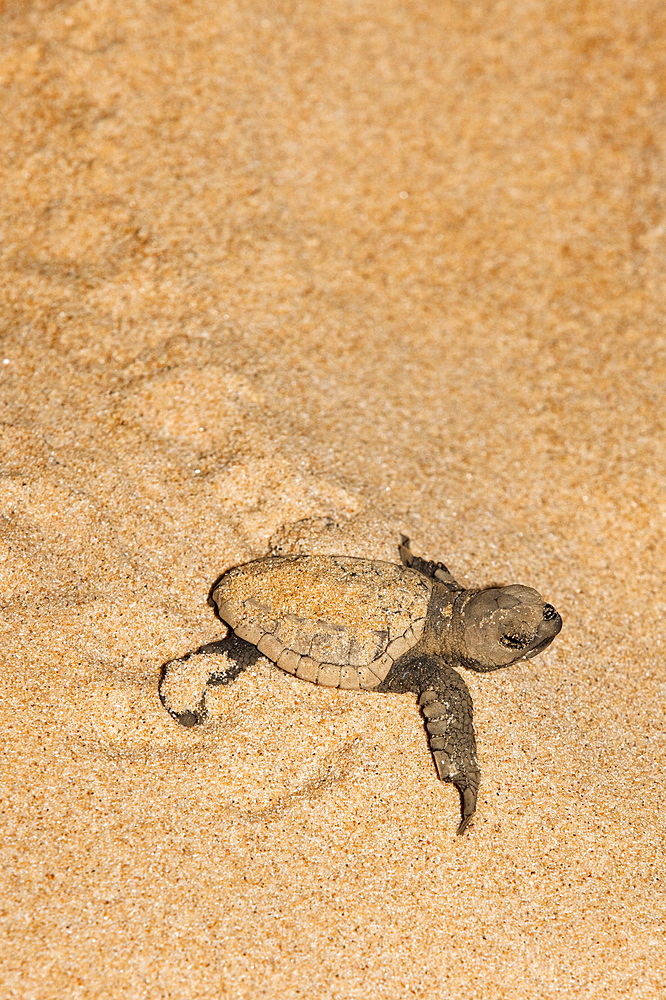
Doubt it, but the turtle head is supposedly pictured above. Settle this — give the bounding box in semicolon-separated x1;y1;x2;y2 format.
459;585;562;672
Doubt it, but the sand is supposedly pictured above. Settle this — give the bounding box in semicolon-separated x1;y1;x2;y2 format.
1;1;664;997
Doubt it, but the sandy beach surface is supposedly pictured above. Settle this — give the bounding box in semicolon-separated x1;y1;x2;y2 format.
1;1;665;997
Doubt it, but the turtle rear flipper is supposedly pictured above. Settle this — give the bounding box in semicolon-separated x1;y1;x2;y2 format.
159;634;259;725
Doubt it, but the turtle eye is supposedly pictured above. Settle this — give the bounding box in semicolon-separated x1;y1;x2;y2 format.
499;633;530;650
542;603;558;621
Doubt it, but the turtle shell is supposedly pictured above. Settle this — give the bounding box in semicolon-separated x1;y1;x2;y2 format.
212;554;432;690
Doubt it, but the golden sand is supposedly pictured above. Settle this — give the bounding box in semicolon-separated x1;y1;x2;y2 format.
1;1;664;996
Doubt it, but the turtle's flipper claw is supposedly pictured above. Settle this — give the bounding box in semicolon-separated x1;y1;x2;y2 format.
455;786;477;835
398;535;414;567
170;705;207;727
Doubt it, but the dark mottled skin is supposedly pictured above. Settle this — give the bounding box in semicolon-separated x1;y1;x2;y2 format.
160;537;562;834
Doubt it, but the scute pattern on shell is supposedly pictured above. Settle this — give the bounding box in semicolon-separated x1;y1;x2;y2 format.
213;554;432;689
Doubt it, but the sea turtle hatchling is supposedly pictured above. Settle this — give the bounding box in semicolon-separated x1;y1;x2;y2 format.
160;537;562;833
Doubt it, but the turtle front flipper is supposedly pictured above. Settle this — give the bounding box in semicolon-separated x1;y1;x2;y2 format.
379;654;480;834
398;535;462;592
159;634;260;726
418;673;480;835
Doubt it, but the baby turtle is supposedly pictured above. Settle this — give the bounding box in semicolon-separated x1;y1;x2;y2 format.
160;537;562;833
